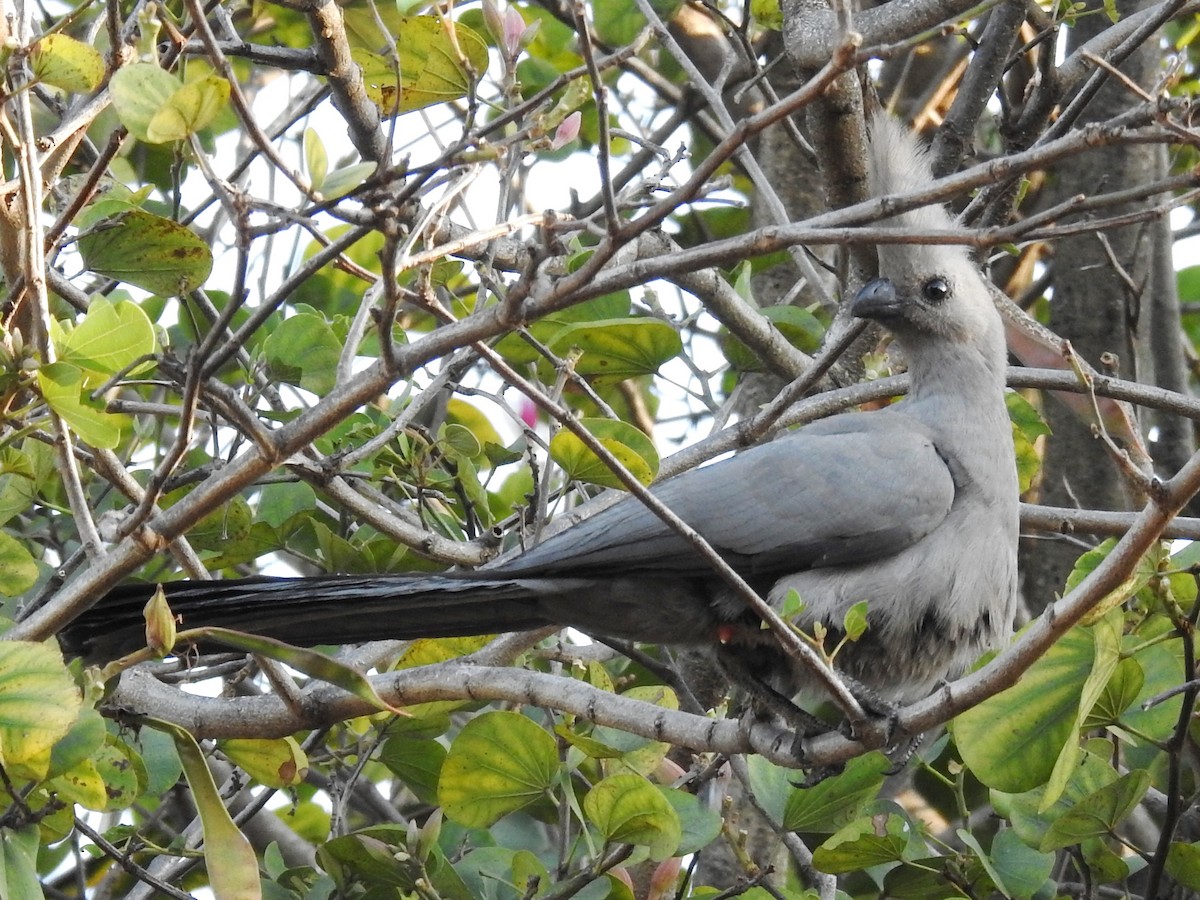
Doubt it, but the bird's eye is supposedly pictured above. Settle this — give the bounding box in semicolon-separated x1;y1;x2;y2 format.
922;277;951;303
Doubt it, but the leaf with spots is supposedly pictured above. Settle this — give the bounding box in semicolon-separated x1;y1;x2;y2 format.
78;209;212;296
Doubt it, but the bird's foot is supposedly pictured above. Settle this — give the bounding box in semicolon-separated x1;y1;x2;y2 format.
839;699;899;744
882;732;924;774
793;762;846;788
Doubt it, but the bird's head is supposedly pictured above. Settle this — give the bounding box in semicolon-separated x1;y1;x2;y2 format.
851;116;1005;379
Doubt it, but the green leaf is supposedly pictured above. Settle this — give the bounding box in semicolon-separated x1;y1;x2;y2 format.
812;811;912;874
151;718;262;900
318;827;412;890
1166;842;1200;890
1007;391;1049;493
591;0;682;44
47;707;105;780
547;318;683;383
445;398;507;454
146;74;231;142
219;737;309;788
1179;264;1200;302
77;735;147;811
842;599;870;642
1039;769;1150;851
188;494;253;550
0;826;42;900
38;361;127;448
263;313;341;394
749;0;783;29
1040;607;1123;810
49;756;107;811
0;531;37;596
108;62;182;142
1084;655;1143;728
721;305;825;371
380;736;446;805
255;481;316;529
992;739;1117;852
438;711;559;827
320;162;377;200
783;751;889;833
441;422;482;459
1063;538;1158;625
583;773;682;861
661;786;722;855
455;846;548;900
549;417;658;489
0;642;81;781
1005;391;1051;439
56;298;157;384
185;627;401;714
31;34;104;92
953;625;1094;792
355;16;489;115
304;127;329;190
133;726;183;797
882;860;973;899
78;209;213;295
987;827;1055;900
594;684;677;774
493;294;632;365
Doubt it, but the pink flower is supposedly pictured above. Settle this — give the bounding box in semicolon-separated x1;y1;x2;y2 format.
518;396;538;428
551;111;581;150
484;1;537;59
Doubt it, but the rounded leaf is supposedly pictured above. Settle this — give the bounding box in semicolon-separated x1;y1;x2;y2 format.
56;298;157;384
37;361;128;448
31;34;104;92
380;736;446;805
811;812;911;875
953;626;1094;792
1039;769;1150;851
0;642;81;779
146;74;231;143
438;710;559;827
108;62;181;142
91;735;148;811
263;313;341;395
783;751;890;833
549;418;659;489
583;773;681;861
355;15;490;116
78;209;213;296
219;736;309;788
547;318;683;384
0;531;37;596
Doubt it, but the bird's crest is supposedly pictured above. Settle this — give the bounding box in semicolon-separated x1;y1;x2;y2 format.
866;115;956;235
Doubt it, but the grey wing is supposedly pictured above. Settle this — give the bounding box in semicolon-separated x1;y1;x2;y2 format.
497;410;956;578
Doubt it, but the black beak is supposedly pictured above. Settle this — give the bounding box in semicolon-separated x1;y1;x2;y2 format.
851;278;901;320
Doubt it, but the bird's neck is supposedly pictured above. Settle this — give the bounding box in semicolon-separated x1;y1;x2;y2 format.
902;318;1008;413
906;340;1007;410
901;334;1016;499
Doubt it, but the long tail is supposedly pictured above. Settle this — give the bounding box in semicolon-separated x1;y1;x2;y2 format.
62;574;564;660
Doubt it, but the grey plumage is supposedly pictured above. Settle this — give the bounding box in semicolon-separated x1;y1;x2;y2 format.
65;117;1018;710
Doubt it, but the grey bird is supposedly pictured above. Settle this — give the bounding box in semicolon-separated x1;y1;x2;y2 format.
64;117;1018;716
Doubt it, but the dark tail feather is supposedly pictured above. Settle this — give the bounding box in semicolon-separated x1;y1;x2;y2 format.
62;574;560;660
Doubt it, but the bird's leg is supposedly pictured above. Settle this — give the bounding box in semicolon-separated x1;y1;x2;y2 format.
834;674;901;744
716;645;827;737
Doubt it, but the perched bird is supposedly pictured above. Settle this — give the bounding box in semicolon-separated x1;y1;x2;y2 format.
64;117;1018;717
